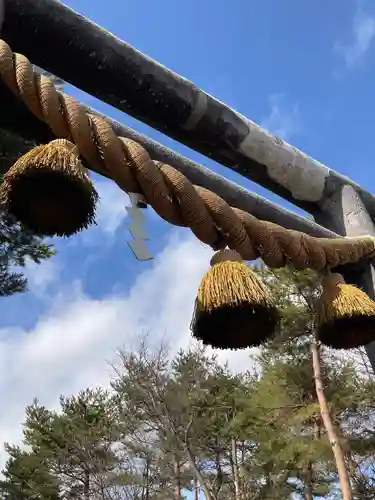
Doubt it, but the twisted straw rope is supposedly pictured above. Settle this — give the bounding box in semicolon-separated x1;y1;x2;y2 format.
0;39;374;271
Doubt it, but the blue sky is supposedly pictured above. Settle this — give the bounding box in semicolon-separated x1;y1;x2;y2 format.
1;0;375;494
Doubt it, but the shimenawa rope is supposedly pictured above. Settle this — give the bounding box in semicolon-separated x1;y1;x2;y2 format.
0;39;374;271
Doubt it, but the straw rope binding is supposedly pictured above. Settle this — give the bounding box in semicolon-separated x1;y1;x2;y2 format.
0;39;375;272
0;138;98;236
191;249;279;349
3;39;375;351
315;273;375;349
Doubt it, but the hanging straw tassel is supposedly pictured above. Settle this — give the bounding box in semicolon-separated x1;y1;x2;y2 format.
0;139;98;237
190;248;279;349
316;272;375;349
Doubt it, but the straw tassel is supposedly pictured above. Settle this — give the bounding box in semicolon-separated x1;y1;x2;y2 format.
190;249;279;349
316;272;375;349
0;139;98;237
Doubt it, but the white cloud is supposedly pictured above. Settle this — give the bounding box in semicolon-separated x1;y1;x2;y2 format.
95;179;130;235
0;230;258;470
335;9;375;68
23;258;62;297
261;94;300;141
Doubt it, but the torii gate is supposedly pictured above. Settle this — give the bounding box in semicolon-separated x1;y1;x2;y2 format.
1;0;375;365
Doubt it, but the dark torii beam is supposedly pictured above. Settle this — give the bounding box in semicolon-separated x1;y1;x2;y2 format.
2;0;375;228
0;72;369;280
0;77;336;240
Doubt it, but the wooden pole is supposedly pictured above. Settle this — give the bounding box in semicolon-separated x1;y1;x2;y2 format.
311;337;353;499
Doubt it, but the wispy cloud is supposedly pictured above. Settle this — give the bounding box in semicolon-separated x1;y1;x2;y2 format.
335;9;375;69
261;94;300;141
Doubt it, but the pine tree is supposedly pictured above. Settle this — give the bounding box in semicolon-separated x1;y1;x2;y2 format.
252;265;375;499
21;389;121;499
0;445;60;499
4;268;375;499
112;342;208;499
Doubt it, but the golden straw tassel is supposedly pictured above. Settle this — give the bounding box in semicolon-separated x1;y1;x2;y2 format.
315;272;375;349
0;139;98;237
190;248;279;349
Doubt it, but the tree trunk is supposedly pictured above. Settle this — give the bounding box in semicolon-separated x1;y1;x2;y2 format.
174;458;182;500
141;459;150;500
186;447;217;500
213;447;223;496
240;441;246;496
304;461;313;500
194;477;199;500
311;337;353;500
83;470;90;500
231;438;241;500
